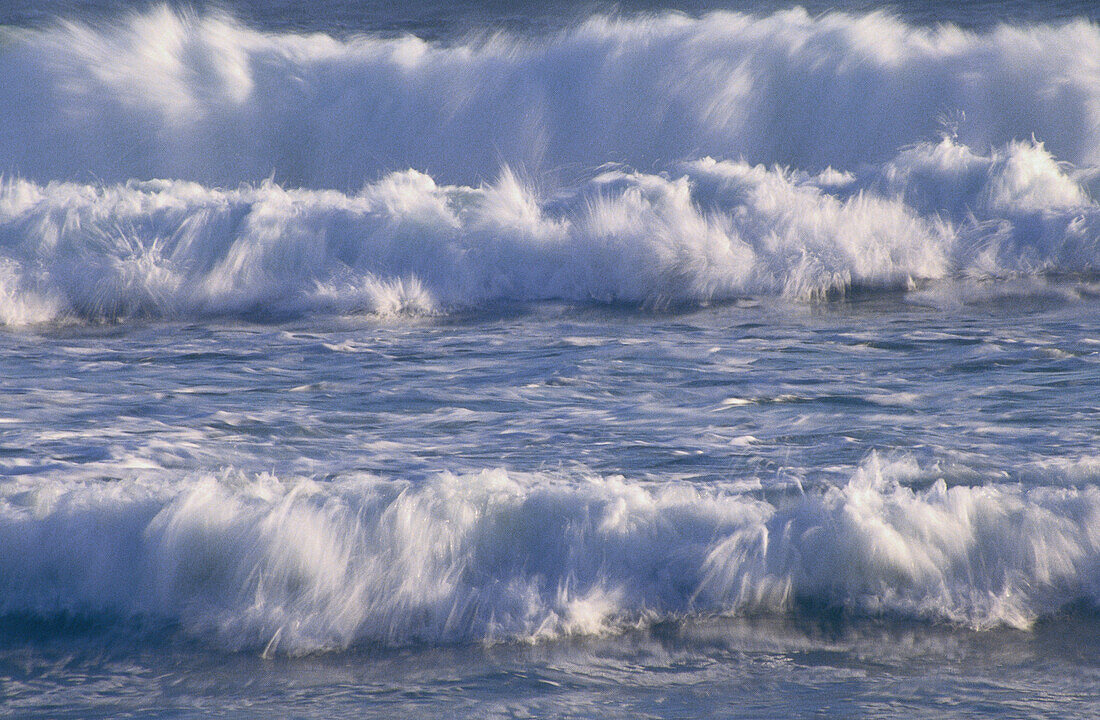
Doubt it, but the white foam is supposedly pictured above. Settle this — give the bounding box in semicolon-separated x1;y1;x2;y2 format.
2;142;1098;324
0;257;60;326
2;8;1100;324
1;457;1097;653
4;8;1100;186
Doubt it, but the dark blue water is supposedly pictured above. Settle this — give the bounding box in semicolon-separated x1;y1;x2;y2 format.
3;0;1098;35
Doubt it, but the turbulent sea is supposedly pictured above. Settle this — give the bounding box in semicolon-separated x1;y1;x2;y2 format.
3;0;1100;717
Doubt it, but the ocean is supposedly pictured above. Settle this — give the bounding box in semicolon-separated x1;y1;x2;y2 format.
1;0;1100;717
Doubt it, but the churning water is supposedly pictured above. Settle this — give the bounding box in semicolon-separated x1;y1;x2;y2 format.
2;1;1100;717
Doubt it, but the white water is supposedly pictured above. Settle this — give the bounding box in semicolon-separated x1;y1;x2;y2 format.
1;138;1099;324
3;8;1100;324
2;456;1098;653
4;5;1100;718
3;7;1100;186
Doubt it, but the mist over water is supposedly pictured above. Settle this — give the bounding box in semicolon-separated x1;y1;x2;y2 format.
3;2;1100;718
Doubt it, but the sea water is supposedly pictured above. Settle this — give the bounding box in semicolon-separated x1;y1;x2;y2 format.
1;1;1100;717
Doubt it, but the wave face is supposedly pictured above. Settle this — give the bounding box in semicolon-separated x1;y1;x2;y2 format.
2;7;1100;323
3;7;1100;186
1;457;1098;653
1;139;1099;323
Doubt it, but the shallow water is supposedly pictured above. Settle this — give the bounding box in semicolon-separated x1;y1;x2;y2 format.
4;613;1100;719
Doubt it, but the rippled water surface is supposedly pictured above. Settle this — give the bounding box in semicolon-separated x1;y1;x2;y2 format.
4;292;1100;717
4;293;1100;487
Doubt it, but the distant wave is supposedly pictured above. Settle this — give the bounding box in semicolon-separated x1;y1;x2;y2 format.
1;138;1099;324
3;6;1100;187
1;456;1098;653
2;6;1100;324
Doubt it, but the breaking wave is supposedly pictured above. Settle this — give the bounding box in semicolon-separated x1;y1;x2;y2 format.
2;7;1100;323
4;6;1100;186
1;457;1098;654
1;138;1099;324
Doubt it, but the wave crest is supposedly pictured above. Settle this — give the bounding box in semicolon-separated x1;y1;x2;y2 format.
2;138;1099;323
2;457;1099;653
3;7;1100;187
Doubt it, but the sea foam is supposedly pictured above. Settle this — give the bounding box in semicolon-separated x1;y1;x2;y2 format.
3;7;1100;186
0;139;1097;323
2;7;1100;323
1;457;1098;653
